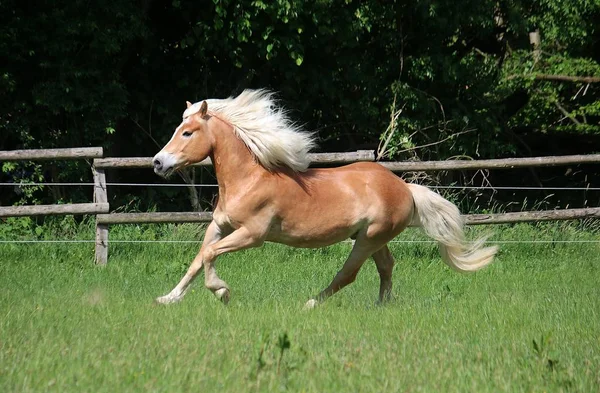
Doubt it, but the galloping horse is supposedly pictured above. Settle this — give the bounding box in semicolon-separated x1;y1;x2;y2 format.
152;89;497;308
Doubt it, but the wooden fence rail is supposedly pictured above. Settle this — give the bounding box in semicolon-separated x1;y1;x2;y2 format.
379;154;600;172
92;151;375;169
0;147;103;161
2;148;599;265
96;208;600;226
97;212;213;224
0;203;109;218
464;207;600;225
93;152;600;171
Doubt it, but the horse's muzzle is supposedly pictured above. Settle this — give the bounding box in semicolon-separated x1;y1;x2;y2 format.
153;158;163;172
152;152;177;177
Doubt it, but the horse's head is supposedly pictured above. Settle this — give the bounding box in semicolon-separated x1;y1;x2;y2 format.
153;100;214;177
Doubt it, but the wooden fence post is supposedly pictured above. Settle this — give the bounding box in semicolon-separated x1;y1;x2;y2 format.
93;167;109;265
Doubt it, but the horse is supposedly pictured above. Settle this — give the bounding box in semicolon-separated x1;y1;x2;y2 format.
152;89;498;308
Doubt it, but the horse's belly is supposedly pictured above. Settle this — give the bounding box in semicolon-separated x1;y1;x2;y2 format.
265;219;363;248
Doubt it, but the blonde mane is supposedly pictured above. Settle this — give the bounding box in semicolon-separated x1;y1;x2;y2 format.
183;89;316;172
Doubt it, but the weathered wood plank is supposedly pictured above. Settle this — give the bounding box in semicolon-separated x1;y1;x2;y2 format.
464;207;600;225
308;150;374;164
96;212;213;224
93;157;212;168
0;203;109;218
97;208;599;226
93;168;108;204
0;147;103;161
93;151;375;169
94;152;600;170
93;168;109;265
380;154;600;172
95;224;108;265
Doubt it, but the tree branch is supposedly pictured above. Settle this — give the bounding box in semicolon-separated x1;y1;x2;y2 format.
506;74;600;83
553;101;581;126
535;74;600;83
393;128;476;155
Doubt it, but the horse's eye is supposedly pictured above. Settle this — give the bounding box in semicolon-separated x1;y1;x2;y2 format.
182;131;192;137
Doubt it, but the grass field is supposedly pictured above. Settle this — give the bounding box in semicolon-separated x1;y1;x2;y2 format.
0;221;599;392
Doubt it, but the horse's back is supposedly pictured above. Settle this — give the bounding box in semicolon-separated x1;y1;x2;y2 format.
307;161;412;205
265;161;414;247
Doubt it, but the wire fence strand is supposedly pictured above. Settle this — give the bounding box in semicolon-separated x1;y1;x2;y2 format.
0;239;598;244
0;182;220;187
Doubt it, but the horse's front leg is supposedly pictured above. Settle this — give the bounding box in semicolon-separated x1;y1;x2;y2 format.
155;221;223;304
201;226;264;304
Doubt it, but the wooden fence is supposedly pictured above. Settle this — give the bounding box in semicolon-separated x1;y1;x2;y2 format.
0;148;109;218
1;148;599;265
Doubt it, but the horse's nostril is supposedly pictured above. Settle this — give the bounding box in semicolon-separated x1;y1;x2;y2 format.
153;159;162;169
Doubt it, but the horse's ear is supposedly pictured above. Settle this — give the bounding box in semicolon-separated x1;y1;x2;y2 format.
186;101;193;109
199;101;208;117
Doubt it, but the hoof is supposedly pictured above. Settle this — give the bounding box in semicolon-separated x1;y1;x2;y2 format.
215;288;230;305
376;294;394;306
155;295;178;305
303;299;318;310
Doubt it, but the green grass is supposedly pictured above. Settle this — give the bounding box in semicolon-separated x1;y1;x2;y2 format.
0;222;599;392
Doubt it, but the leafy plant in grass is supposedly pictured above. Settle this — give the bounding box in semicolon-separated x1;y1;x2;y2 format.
532;333;560;372
527;332;577;390
250;331;304;390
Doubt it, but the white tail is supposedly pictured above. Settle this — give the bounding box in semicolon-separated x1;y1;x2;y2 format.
407;183;498;272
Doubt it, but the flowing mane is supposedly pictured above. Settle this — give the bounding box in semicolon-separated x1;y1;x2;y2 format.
183;89;316;172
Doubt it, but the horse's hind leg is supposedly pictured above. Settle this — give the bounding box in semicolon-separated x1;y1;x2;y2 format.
304;238;377;309
372;245;395;303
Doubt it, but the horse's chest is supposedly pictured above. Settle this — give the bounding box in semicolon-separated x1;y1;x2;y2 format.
213;188;267;230
212;209;230;227
212;208;242;230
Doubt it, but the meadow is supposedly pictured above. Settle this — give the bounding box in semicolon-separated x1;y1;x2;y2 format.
0;219;599;392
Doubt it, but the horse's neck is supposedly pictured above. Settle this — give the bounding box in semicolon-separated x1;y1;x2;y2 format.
209;118;266;194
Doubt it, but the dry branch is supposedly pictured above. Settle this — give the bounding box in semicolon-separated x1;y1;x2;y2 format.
534;74;600;83
506;74;600;83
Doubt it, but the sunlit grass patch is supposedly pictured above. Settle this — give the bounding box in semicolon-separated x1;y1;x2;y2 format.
0;222;598;392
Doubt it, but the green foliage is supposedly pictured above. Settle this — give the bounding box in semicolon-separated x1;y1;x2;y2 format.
379;0;600;161
0;217;37;239
1;0;599;209
498;47;600;137
0;0;146;148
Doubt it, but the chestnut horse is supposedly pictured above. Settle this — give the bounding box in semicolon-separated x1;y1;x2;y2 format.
152;89;497;308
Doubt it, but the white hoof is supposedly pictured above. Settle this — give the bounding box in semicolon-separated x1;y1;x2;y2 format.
215;288;230;305
155;295;178;305
303;299;318;310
